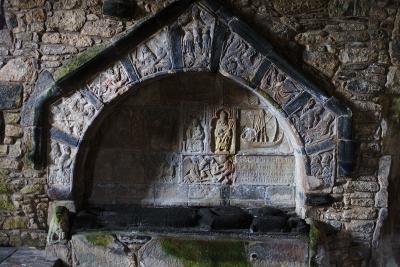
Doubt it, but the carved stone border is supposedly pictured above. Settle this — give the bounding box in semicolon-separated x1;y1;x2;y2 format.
23;0;353;200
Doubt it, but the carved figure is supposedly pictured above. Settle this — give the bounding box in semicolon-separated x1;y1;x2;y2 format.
213;110;234;153
49;142;74;186
183;156;234;184
310;152;334;186
184;118;205;153
90;64;128;102
47;206;70;245
211;155;235;185
151;154;178;183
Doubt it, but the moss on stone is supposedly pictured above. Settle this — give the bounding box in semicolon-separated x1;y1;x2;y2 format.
3;216;27;229
0;178;9;194
20;184;42;194
160;238;251;267
0;194;14;210
309;224;320;267
85;232;114;247
390;97;400;123
54;44;106;81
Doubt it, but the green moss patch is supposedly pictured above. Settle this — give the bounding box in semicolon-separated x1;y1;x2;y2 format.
0;194;14;210
54;44;106;81
160;238;250;267
309;224;321;267
20;184;42;194
85;232;114;247
3;216;28;229
0;178;9;194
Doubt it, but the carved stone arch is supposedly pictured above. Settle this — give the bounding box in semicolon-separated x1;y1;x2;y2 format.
26;0;353;210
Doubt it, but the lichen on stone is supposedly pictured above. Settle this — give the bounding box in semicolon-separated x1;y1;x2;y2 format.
160;238;251;267
0;194;14;210
85;232;114;247
54;44;106;81
0;177;9;194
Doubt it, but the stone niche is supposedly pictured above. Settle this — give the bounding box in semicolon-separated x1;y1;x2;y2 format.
82;73;297;210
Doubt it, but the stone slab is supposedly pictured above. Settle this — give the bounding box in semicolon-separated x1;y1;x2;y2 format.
0;247;16;263
0;83;22;110
0;247;61;267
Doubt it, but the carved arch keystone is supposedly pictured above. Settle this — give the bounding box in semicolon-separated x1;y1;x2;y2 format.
25;0;353;202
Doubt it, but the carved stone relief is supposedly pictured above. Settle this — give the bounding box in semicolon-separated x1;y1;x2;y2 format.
209;107;236;154
146;153;179;183
239;109;284;151
178;5;215;69
48;140;77;187
259;66;302;106
290;98;336;145
181;105;207;154
310;150;335;188
51;91;97;138
220;34;264;81
130;29;172;78
182;155;235;185
87;63;129;103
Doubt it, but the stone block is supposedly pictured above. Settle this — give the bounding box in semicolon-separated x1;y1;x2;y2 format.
338;116;352;140
390;37;400;65
346;181;379;192
0;145;7;156
350;198;374;207
0;30;13;46
386;66;400;94
5;125;23;138
345;79;383;94
0;247;61;267
230;185;266;200
342;207;377;220
0;84;22;110
345;220;375;233
81;20;121;38
0;58;34;83
155;184;188;206
338;140;354;163
188;184;223;206
41;44;78;55
265;186;295;208
103;0;136;18
47;10;86;32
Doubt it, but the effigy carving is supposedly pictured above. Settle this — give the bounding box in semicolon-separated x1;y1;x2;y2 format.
209;107;236;154
51;91;96;138
182;155;235;185
310;150;335;188
130;29;172;78
291;98;335;145
240;109;284;150
182;105;207;153
220;34;264;81
179;5;215;69
87;63;129;103
48;140;76;187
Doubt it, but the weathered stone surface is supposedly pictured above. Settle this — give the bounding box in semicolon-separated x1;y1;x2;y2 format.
339;46;370;64
71;233;136;267
54;0;80;10
10;0;45;8
0;247;60;267
81;19;121;37
47;10;86;32
386;66;400;94
45;243;72;266
345;181;379;192
390;37;400;65
372;208;387;248
375;156;391;208
41;44;78;55
103;0;136;18
0;30;13;46
0;247;17;262
345;80;383;94
303;50;338;77
5;125;23;138
2;216;28;229
0;58;34;82
0;84;22;109
342;207;377;220
345;220;375;233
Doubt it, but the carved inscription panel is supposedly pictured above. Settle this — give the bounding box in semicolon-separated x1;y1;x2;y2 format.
89;74;296;208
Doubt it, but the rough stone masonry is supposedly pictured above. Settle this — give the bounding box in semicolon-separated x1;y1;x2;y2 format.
0;0;399;266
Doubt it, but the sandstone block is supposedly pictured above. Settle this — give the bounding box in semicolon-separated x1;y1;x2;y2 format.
81;19;121;38
0;58;34;82
342;207;377;220
5;125;23;138
47;10;86;32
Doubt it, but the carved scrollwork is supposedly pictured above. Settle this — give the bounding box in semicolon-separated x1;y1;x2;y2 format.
131;30;172;78
88;63;129;103
220;34;264;81
182;155;235;185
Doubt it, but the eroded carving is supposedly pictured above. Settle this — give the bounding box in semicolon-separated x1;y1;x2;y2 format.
146;108;180;151
48;140;76;187
179;5;215;68
51;91;96;138
310;151;335;187
291;99;335;144
131;30;172;77
47;206;70;245
260;66;302;106
182;106;206;153
183;155;235;185
88;63;129;103
240;109;283;150
210;107;236;154
220;34;263;80
147;153;179;183
235;155;295;185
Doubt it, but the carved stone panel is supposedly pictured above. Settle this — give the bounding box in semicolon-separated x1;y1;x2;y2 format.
220;34;264;82
235;155;295;185
130;29;172;78
87;63;129;103
309;150;335;189
146;153;180;184
290;98;336;145
51;91;97;138
239;108;284;151
178;5;215;69
259;66;303;106
182;155;235;185
208;107;236;154
145;108;180;152
181;104;207;154
48;140;77;187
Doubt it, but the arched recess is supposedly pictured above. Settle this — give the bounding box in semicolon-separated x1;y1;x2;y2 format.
26;0;353;213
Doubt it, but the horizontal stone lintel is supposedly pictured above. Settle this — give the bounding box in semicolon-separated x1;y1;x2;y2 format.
305;139;335;155
50;128;79;147
0;83;23;110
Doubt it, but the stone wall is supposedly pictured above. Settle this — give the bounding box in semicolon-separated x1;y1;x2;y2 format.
0;0;398;266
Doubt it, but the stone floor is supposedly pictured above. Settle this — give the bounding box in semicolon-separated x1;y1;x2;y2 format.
0;247;61;267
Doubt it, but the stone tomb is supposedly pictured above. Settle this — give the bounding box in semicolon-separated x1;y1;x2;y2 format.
85;73;296;209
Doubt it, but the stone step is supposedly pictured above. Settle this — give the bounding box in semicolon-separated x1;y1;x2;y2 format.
0;247;62;267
